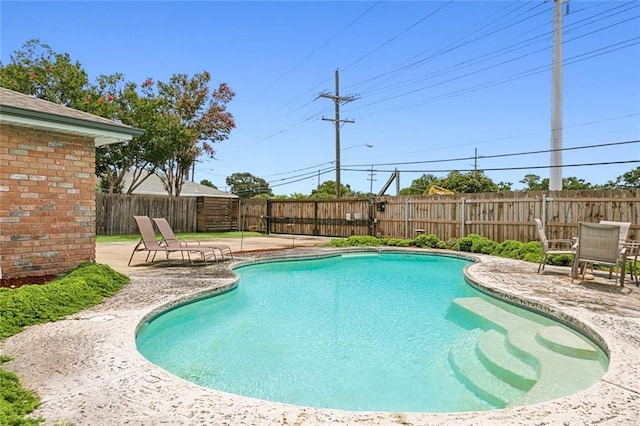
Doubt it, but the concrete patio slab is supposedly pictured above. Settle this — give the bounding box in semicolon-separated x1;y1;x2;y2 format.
2;242;639;425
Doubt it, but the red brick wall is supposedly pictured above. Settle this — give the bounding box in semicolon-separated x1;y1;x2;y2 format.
0;123;97;279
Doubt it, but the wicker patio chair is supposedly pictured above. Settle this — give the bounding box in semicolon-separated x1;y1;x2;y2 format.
153;217;233;261
572;222;626;285
534;218;575;273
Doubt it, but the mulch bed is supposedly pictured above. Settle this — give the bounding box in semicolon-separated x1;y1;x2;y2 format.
0;275;57;289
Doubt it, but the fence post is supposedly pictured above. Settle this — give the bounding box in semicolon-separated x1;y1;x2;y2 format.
368;197;375;236
405;198;409;239
461;197;466;237
266;199;272;235
314;200;319;236
542;194;547;232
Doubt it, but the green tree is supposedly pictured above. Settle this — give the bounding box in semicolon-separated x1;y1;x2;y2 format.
92;75;143;193
200;179;217;189
440;170;498;193
520;174;594;191
311;180;355;198
226;172;272;198
0;39;89;108
399;173;441;195
563;176;592;190
496;181;513;191
519;174;547;190
603;166;640;189
289;192;310;199
93;75;171;194
149;72;235;196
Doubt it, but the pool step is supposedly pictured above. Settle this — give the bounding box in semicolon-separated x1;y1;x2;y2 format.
449;297;607;408
476;330;537;391
536;326;599;360
449;330;526;408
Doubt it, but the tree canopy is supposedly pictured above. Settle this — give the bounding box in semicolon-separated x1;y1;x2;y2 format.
311;180;356;198
399;171;506;195
226;172;273;198
0;39;236;197
0;39;89;108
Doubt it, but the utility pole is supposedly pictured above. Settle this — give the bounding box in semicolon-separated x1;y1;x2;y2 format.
473;148;478;171
368;165;376;195
550;0;567;191
320;69;356;197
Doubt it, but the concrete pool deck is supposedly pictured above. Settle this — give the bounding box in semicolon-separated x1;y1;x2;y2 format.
2;237;640;425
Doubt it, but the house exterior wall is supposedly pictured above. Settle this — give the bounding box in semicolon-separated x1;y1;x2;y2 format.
0;123;96;279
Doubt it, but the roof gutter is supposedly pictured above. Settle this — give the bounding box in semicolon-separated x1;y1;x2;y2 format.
0;105;144;146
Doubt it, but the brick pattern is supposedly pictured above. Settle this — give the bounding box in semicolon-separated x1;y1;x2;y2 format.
0;123;97;279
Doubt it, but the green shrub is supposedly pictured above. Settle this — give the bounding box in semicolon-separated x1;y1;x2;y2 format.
0;263;129;340
452;236;473;252
382;238;412;247
546;253;573;267
470;236;497;254
452;234;494;253
0;357;42;425
0;263;127;425
326;238;350;247
415;234;446;249
494;240;525;259
347;235;383;246
520;241;543;263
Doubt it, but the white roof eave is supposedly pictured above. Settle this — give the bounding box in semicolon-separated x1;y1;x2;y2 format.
1;114;134;146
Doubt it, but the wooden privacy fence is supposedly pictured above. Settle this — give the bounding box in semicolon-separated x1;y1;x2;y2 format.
97;190;639;242
240;199;372;236
375;190;639;242
96;193;228;235
241;190;639;242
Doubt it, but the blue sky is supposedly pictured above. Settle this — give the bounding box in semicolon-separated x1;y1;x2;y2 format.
2;1;639;195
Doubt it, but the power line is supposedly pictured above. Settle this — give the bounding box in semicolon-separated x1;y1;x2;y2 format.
382;35;640;113
257;124;638;188
343;139;640;168
342;160;639;175
262;139;639;190
342;0;455;73
233;2;638;147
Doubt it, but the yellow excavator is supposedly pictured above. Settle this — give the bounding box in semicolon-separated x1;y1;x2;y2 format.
427;185;455;195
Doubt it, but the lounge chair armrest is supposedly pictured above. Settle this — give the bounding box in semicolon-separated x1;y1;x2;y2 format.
178;237;202;246
546;239;574;248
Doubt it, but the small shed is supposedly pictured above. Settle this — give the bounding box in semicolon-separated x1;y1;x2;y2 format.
0;87;143;282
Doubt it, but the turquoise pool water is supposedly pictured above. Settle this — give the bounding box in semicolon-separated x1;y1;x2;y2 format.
136;252;608;413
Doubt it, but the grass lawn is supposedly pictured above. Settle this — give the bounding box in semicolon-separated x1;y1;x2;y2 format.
96;231;263;243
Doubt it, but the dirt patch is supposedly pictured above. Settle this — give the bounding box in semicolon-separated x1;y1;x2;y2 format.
0;275;57;289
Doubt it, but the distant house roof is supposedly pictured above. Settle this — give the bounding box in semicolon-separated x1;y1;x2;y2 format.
0;87;143;146
123;170;237;198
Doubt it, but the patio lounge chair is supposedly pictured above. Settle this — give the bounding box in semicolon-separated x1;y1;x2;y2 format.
534;218;575;273
572;222;626;286
128;216;214;266
152;217;233;261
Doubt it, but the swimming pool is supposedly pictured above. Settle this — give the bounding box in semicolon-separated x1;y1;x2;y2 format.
136;252;608;413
